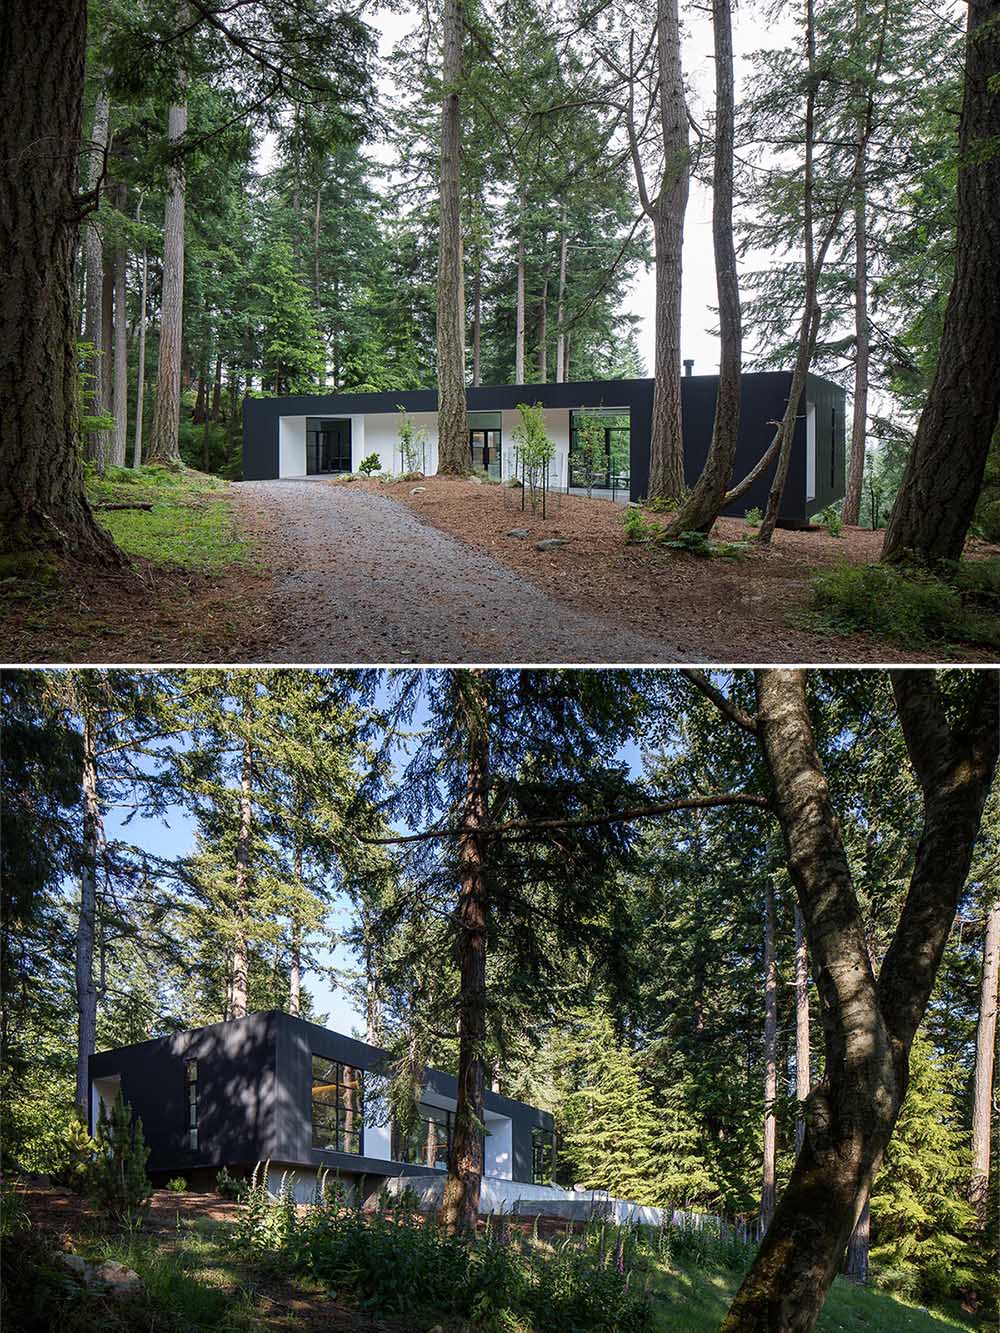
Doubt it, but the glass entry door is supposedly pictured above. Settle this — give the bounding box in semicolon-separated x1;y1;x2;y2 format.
469;428;502;479
306;418;352;474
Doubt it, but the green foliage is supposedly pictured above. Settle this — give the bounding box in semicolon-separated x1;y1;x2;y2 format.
55;1112;98;1194
89;1091;152;1230
216;1166;245;1200
233;1170;654;1330
811;562;1000;647
253;239;325;395
166;1176;188;1193
572;415;609;497
870;1037;977;1303
396;407;429;474
621;510;746;559
357;452;382;476
512;403;555;513
744;506;763;527
813;505;844;538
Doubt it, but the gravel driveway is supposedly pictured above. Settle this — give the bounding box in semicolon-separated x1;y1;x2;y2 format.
232;481;688;663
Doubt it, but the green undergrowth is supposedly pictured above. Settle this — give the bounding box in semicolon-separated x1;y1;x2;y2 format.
623;507;748;559
86;465;254;573
810;559;1000;650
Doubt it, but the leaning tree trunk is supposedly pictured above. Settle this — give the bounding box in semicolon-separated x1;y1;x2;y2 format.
75;707;101;1114
664;0;741;535
970;896;1000;1223
646;0;689;503
111;231;128;466
760;878;779;1230
881;0;1000;563
844;1198;871;1283
441;671;490;1235
147;95;188;466
720;669;998;1331
434;0;468;475
0;0;120;562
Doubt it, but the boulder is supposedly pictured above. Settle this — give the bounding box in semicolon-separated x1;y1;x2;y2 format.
505;528;530;539
53;1252;89;1280
409;486;427;494
93;1260;143;1296
535;538;569;551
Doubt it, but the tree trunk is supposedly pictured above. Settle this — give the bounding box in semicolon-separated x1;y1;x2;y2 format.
760;878;778;1229
555;218;568;383
75;707;100;1114
721;669;998;1331
82;87;111;471
842;60;869;528
314;185;325;388
881;0;1000;563
844;1198;870;1283
794;904;810;1154
472;262;482;386
111;232;128;467
970;896;1000;1223
229;734;253;1021
434;0;468;474
0;0;120;561
211;353;222;421
441;671;490;1235
537;274;548;381
193;367;206;425
133;245;148;467
646;0;689;502
148;93;188;467
664;0;740;534
515;194;526;384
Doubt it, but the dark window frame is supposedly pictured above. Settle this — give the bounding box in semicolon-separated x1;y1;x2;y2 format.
391;1101;455;1170
185;1058;198;1151
531;1127;556;1185
568;410;631;491
469;428;502;478
311;1055;364;1155
306;418;352;475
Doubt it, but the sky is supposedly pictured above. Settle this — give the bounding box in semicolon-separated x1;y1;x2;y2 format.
97;673;648;1043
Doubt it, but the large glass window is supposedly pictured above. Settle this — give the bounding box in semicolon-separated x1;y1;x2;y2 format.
311;1056;363;1154
468;412;502;480
185;1059;199;1151
531;1127;555;1185
306;418;352;474
392;1102;453;1170
568;409;630;491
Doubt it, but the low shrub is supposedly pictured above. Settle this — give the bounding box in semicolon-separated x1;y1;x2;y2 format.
357;453;381;476
744;506;762;527
811;562;1000;648
90;1091;152;1231
165;1177;187;1194
215;1166;245;1200
813;504;843;537
622;510;746;559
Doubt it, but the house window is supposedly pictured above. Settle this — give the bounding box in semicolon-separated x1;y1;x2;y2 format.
468;412;502;479
311;1056;363;1154
531;1128;555;1185
392;1102;453;1170
185;1059;198;1151
568;409;630;491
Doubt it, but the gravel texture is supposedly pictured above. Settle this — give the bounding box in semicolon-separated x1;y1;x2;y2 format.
232;480;687;663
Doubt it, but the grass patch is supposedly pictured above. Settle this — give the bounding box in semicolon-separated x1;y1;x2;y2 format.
651;1257;983;1332
86;465;253;573
810;560;1000;649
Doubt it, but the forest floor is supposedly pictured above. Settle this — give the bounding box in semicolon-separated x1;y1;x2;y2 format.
9;1186;986;1332
339;475;1000;664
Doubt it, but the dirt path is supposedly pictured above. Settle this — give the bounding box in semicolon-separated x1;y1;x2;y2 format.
232;480;690;663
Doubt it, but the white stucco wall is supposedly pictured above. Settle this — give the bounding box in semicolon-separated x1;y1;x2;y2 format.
279;416;307;477
90;1073;121;1136
361;411;440;475
484;1114;513;1180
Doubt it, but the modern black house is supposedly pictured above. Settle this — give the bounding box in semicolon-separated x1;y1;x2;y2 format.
241;371;846;524
88;1011;555;1202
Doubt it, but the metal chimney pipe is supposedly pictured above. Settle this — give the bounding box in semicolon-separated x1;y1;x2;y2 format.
683;359;694;377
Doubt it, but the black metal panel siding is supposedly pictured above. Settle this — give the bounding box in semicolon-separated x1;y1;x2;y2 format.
242;375;844;522
804;373;847;513
271;1011;552;1184
88;1013;277;1174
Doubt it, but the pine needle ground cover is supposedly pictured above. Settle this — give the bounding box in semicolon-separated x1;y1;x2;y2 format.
87;466;254;573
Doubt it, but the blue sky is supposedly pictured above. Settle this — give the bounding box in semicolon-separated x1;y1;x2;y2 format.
98;672;647;1038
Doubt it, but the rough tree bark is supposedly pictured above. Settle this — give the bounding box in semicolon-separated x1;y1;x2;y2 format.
147;93;188;466
133;240;148;467
111;230;129;467
472;262;482;386
720;669;998;1331
760;878;779;1230
664;0;741;535
794;904;810;1154
842;8;870;530
434;0;469;474
82;87;111;471
515;194;526;384
647;0;689;501
228;733;253;1021
844;1199;870;1283
881;0;1000;563
555;215;568;383
537;274;547;381
0;0;120;561
970;895;1000;1223
75;705;101;1114
441;671;490;1235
